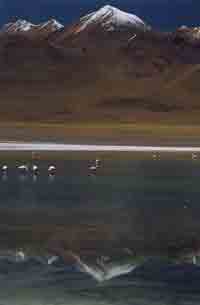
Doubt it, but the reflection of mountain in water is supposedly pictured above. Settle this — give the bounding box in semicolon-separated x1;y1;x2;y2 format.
0;250;200;304
0;249;144;281
64;252;142;282
1;248;200;283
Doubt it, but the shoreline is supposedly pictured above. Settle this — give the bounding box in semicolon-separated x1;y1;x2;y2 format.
0;142;200;152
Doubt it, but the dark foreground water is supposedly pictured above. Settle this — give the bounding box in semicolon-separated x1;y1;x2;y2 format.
0;153;200;304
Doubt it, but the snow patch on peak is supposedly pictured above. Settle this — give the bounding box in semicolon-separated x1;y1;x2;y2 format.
77;5;147;33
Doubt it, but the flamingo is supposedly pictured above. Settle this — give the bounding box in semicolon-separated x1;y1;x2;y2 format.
15;249;26;262
18;165;29;172
95;159;101;167
89;165;98;171
1;165;8;181
2;165;8;171
48;165;56;174
32;164;38;174
89;159;101;172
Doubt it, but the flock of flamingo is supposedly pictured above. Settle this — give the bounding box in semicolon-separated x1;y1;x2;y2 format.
0;150;198;176
1;164;56;175
0;151;198;176
0;158;101;177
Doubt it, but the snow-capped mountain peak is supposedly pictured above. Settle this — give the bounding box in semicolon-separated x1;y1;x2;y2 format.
77;5;147;33
39;19;64;31
175;25;200;43
3;19;36;32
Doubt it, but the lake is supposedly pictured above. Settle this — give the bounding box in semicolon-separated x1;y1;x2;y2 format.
0;152;200;304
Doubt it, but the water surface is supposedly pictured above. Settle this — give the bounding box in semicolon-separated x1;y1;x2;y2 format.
0;153;199;304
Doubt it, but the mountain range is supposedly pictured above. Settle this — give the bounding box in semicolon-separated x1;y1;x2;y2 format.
2;19;63;33
0;5;200;124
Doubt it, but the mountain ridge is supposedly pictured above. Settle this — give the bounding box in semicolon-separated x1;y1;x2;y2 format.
0;5;199;124
1;5;200;39
1;18;64;36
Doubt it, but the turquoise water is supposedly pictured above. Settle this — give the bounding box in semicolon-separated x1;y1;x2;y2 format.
0;155;200;304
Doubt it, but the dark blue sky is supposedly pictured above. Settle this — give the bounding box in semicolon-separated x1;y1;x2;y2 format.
0;0;199;30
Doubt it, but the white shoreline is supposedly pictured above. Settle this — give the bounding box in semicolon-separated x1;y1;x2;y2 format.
0;142;199;152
